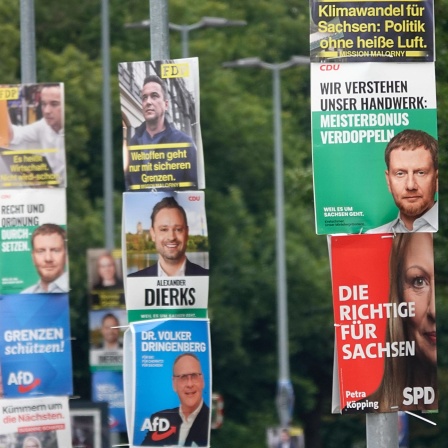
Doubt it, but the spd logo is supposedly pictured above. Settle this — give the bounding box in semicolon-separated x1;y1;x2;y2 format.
161;63;190;79
7;371;41;393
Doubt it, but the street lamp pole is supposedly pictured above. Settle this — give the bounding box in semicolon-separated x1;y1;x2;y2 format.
223;56;309;427
20;0;36;83
149;0;170;60
125;16;246;58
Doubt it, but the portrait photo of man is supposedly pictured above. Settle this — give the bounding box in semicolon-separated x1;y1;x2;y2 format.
368;129;438;233
130;75;197;149
96;312;122;351
21;223;69;294
89;309;126;370
119;59;204;191
3;83;66;187
141;353;210;447
128;196;209;277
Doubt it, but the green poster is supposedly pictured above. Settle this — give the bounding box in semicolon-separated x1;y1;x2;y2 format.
311;62;438;234
0;189;68;293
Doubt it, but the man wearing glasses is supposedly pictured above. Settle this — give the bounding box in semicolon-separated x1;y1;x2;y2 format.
141;353;209;447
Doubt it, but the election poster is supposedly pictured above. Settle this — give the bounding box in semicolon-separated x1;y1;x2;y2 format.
0;83;66;188
0;294;73;398
92;371;126;433
118;57;205;191
123;318;211;447
311;62;438;234
267;426;305;448
0;395;72;447
123;191;209;322
69;400;110;448
0;188;68;294
88;248;125;310
330;233;437;414
310;0;434;63
89;308;127;371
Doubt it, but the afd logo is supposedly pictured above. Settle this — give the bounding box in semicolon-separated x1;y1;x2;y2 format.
141;416;171;432
109;415;119;429
141;417;177;441
7;371;41;393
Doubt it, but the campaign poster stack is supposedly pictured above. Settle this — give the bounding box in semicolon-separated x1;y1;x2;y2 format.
310;0;439;415
118;58;211;447
87;248;127;432
0;83;73;444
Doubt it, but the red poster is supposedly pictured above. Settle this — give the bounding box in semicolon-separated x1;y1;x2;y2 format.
330;233;437;414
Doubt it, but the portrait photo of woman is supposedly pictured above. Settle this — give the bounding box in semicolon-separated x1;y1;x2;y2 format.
372;232;437;412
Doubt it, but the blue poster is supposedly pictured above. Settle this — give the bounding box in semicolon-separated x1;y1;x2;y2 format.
92;371;126;433
124;318;211;447
0;293;73;397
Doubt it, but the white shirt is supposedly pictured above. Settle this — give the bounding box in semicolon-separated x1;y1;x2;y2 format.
178;401;203;446
21;271;69;294
10;119;66;186
158;259;187;277
366;202;438;234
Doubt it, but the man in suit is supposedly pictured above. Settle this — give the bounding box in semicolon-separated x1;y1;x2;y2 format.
129;197;208;277
141;353;210;447
367;129;438;233
21;223;69;293
97;313;122;350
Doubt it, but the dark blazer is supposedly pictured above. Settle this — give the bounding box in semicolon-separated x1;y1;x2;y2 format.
128;258;209;277
141;403;209;446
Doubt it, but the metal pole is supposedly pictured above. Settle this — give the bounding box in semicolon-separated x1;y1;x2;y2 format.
102;0;117;439
273;67;288;382
20;0;36;83
222;56;308;429
273;66;293;428
181;27;189;59
366;413;399;447
149;0;170;60
102;0;114;251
